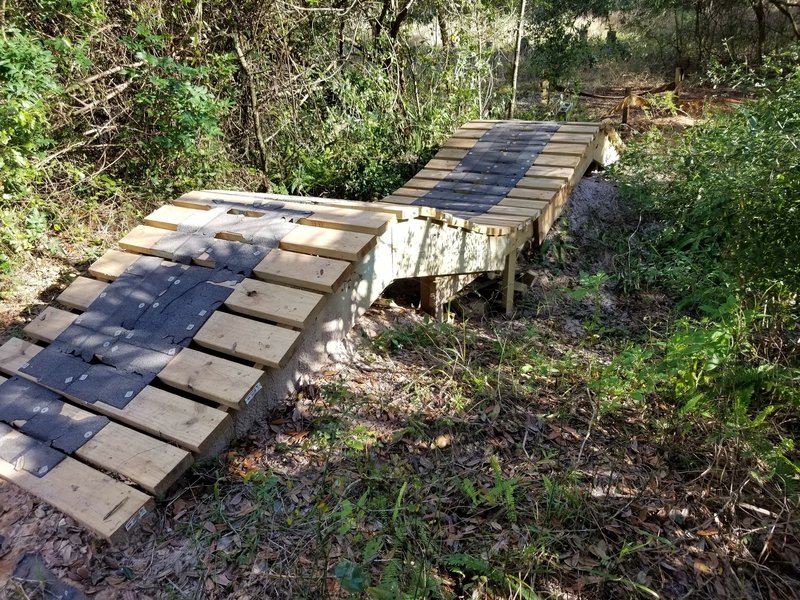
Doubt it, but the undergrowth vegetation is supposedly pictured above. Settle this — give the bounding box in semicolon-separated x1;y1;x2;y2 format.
612;50;800;491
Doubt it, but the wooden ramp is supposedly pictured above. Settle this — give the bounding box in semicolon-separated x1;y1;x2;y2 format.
0;120;614;541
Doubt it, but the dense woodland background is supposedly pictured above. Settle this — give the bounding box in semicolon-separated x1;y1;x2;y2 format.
1;1;799;598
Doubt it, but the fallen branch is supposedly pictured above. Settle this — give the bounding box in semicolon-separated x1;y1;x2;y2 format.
69;61;145;91
72;80;133;116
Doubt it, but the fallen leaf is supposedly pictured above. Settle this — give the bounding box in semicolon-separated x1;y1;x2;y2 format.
697;528;720;537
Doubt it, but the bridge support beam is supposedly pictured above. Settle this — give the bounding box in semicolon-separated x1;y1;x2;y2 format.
502;249;518;316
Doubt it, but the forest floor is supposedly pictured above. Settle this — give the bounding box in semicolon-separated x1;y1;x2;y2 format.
3;168;797;599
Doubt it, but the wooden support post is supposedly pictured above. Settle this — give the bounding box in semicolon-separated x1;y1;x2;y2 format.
621;86;631;125
420;274;479;321
502;249;518;316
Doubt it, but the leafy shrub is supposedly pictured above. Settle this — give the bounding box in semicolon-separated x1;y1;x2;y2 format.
123;50;235;191
614;50;800;303
0;31;61;197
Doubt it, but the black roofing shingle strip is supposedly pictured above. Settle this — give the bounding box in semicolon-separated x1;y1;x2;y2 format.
414;122;560;216
0;377;110;461
0;425;65;477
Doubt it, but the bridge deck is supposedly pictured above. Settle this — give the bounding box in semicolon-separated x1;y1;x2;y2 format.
0;120;613;541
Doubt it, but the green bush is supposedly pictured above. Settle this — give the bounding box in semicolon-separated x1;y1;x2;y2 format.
124;49;235;191
0;31;61;197
614;51;800;303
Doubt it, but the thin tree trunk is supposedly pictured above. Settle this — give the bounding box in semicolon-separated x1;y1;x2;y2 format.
752;0;766;62
233;34;269;180
508;0;526;119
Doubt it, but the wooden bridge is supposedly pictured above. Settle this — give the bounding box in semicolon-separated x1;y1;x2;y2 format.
0;120;615;541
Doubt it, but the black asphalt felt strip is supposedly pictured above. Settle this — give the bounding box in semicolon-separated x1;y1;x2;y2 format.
413;122;560;215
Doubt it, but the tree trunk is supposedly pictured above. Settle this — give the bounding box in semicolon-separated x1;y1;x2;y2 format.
508;0;527;119
436;2;450;48
233;34;269;181
752;0;767;62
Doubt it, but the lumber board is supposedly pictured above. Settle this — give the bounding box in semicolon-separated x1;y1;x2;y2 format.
506;187;556;202
533;153;582;168
557;124;600;134
433;148;468;161
549;132;594;144
121;223;376;267
422;158;458;171
157;348;265;409
118;225;171;257
149;199;395;236
0;421;154;543
224;278;325;329
541;142;587;156
443;137;479;150
497;197;550;210
57;276;109;310
253;249;352;294
451;128;485;139
200;190;418;220
88;249;144;281
515;177;564;191
526;166;573;180
278;225;376;262
20;308;232;454
0;348;192;494
194;311;301;369
459;121;494;130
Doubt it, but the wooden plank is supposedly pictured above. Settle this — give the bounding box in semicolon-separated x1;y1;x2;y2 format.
121;222;375;266
468;215;525;229
380;194;418;205
389;187;423;198
534;154;582;168
0;422;154;543
88;250;140;282
200;190;418;220
541;143;586;156
157;348;265;409
558;124;600;134
65;403;191;495
487;205;539;218
433;148;468;161
142;205;196;230
0;347;192;495
403;177;439;191
253;249;352;294
194;312;301;369
225;279;325;329
459;121;494;130
118;225;171;257
516;177;564;191
278;225;376;262
23;306;76;344
156;198;395;236
57;277;108;311
422;158;459;171
506;187;556;202
451;128;485;139
497;197;549;210
20;309;232;454
550;132;594;144
443;137;478;150
526;166;573;180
